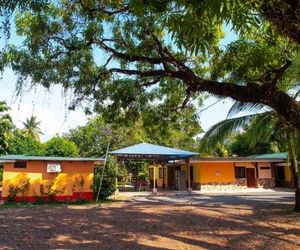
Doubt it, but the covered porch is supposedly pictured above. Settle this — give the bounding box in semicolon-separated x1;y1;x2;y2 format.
109;142;198;194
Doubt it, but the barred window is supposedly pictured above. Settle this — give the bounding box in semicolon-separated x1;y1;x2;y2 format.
235;167;246;178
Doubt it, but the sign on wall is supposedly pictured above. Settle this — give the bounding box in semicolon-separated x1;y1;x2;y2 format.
47;163;62;173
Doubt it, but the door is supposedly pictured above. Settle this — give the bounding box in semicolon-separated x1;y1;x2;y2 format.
167;167;174;189
246;168;256;188
275;166;286;187
178;171;186;190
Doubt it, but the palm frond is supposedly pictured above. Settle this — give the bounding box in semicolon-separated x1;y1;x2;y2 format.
226;101;267;119
201;113;262;148
246;112;276;147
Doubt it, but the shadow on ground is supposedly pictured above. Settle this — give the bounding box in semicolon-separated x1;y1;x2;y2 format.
0;192;299;249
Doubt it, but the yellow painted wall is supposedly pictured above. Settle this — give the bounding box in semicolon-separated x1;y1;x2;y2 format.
149;164;168;187
2;161;94;198
199;162;235;183
192;163;201;182
285;165;293;183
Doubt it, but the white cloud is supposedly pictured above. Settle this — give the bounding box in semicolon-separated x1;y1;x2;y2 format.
0;69;89;142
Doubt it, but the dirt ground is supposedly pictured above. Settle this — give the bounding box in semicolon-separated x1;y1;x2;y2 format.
0;191;299;250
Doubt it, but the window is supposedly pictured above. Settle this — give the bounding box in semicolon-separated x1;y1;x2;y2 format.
235;167;246;178
159;167;163;178
14;161;27;168
260;167;271;170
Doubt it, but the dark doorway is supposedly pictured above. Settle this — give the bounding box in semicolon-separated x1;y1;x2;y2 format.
246;168;256;188
275;166;286;187
167;167;174;189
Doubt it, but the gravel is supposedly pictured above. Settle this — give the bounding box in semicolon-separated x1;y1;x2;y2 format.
0;191;299;250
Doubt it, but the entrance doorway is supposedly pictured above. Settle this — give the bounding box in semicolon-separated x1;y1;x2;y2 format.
246;168;256;187
275;166;286;187
167;166;174;189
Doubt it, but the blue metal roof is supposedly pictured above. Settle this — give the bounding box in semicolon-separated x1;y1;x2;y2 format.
110;142;198;160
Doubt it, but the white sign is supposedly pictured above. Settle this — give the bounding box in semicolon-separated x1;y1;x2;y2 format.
47;163;62;173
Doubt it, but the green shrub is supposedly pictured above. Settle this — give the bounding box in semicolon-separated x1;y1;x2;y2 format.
7;177;30;203
7;184;19;203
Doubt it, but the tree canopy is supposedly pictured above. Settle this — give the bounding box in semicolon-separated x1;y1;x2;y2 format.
1;0;300;131
44;136;79;157
65;113;201;157
8;129;45;156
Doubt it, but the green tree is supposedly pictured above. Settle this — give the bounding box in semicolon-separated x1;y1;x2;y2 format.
228;133;274;157
65;113;201;157
8;130;45;156
0;101;13;154
2;1;300;132
44;136;79;157
22;115;43;140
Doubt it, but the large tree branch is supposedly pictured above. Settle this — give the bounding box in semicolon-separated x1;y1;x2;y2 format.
104;65;300;130
91;39;173;65
108;68;175;77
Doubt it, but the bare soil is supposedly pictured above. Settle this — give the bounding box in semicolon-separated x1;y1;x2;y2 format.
0;193;299;249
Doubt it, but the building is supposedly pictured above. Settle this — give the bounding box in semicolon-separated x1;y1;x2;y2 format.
150;152;293;191
111;143;293;192
0;155;103;202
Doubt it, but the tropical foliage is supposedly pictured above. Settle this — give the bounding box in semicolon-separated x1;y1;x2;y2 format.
8;130;45;156
65;113;201;157
22;116;43;140
0;101;13;154
44;137;79;157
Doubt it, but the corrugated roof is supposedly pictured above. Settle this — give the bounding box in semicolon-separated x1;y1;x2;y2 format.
0;155;104;163
110;142;198;159
254;152;288;159
190;157;286;163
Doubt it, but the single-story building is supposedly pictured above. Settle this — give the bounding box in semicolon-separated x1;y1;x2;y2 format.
110;143;293;192
0;155;103;202
149;152;293;191
0;144;294;201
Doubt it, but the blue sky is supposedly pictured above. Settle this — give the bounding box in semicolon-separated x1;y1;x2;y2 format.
0;24;237;142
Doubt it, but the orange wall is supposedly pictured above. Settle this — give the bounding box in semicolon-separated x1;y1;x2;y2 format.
2;161;94;198
199;162;235;183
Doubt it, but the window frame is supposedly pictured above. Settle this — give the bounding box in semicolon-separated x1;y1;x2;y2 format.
235;166;246;178
14;161;27;169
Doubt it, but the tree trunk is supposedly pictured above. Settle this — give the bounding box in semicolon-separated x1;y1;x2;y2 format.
286;131;300;212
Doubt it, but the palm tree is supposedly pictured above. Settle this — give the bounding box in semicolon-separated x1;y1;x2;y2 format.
201;101;300;212
22;115;43;140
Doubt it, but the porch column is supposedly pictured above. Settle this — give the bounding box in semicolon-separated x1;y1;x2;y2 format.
162;163;166;189
152;162;157;194
187;158;192;193
114;160;120;195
